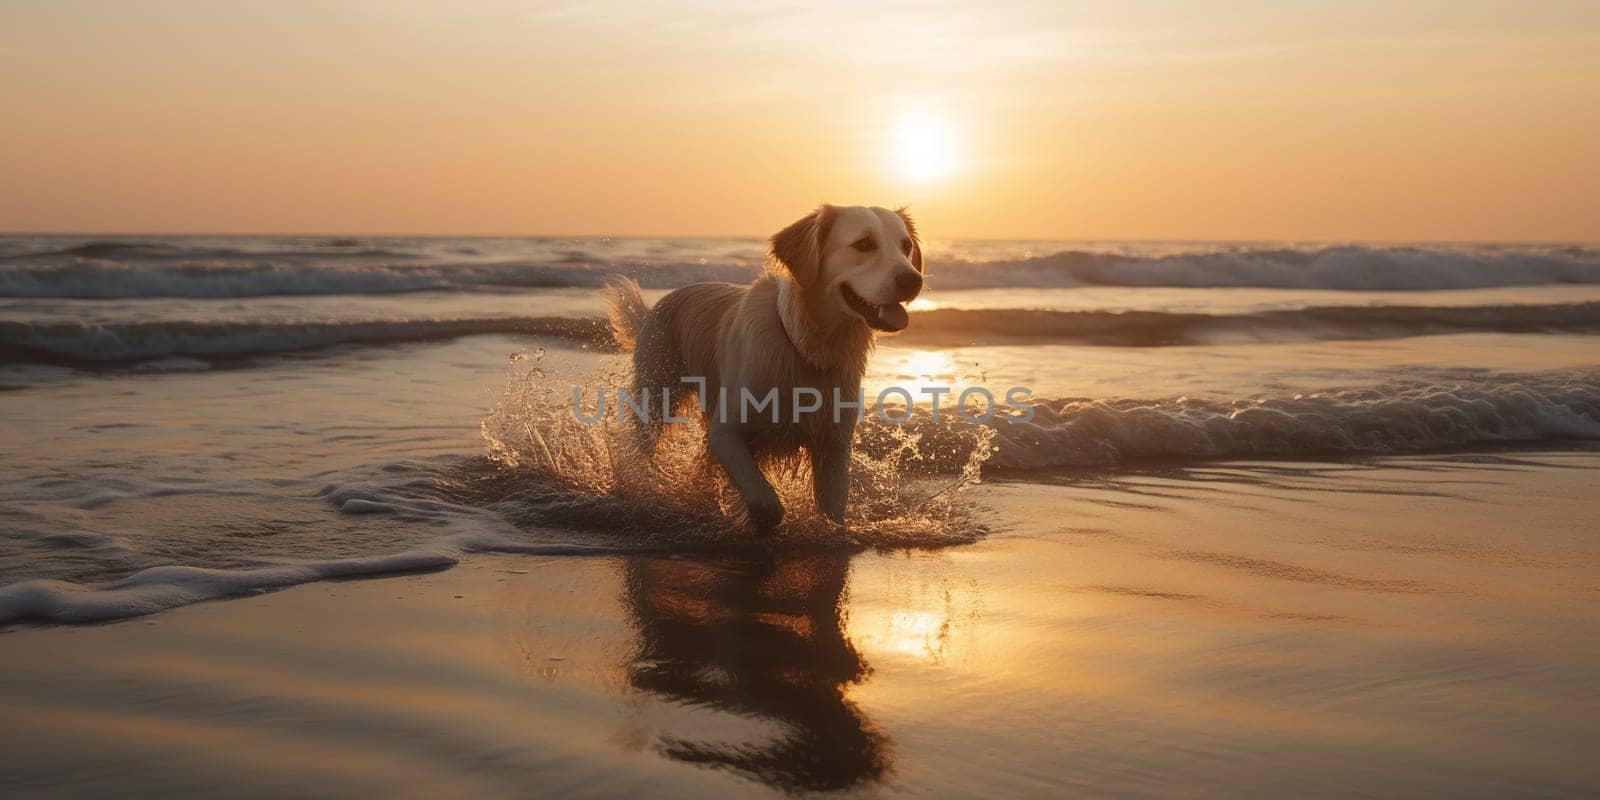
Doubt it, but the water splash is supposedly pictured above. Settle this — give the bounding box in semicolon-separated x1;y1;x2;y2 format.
479;353;996;550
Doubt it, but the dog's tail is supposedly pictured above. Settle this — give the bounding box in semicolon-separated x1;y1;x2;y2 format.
600;275;649;352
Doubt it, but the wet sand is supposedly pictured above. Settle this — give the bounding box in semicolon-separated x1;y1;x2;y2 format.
3;452;1596;798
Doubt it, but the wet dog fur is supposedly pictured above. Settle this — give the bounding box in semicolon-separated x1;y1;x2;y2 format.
603;204;924;530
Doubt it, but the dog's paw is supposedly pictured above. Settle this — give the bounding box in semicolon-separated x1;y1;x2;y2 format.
744;493;784;532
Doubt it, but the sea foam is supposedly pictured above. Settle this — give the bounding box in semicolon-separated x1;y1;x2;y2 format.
0;532;634;624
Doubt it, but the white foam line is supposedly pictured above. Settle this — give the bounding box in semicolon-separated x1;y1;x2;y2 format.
0;532;645;625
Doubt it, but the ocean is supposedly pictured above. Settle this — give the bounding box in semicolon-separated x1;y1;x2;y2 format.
2;235;1598;623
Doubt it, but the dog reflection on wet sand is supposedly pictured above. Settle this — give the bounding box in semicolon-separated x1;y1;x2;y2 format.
621;552;890;792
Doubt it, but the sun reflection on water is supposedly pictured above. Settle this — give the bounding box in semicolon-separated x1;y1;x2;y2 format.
848;566;984;669
872;348;988;400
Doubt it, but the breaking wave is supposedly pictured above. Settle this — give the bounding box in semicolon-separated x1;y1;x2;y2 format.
474;363;1600;478
0;259;760;299
2;239;1596;298
5;302;1597;365
900;302;1600;346
0;316;609;364
905;372;1600;470
5;239;419;263
935;244;1600;291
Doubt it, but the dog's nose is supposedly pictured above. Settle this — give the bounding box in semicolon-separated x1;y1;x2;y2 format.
893;271;923;302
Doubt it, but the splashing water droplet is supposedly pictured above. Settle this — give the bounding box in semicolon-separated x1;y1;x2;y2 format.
478;357;996;549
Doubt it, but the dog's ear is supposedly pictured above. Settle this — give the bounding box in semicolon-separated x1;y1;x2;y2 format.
770;205;834;288
896;207;924;273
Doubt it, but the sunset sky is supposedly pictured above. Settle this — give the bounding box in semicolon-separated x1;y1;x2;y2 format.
2;1;1596;241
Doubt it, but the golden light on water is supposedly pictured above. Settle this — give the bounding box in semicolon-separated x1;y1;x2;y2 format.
902;349;958;380
879;611;949;660
873;349;967;399
846;566;984;669
850;606;956;664
890;109;959;185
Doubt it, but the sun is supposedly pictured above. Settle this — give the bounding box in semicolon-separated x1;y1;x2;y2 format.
890;109;959;184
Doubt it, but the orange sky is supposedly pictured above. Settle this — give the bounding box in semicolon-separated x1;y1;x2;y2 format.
2;1;1596;241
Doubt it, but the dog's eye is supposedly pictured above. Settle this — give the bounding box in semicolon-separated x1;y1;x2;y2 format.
851;237;877;253
901;238;914;255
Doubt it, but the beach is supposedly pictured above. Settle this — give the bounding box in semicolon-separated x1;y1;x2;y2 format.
2;236;1598;796
4;453;1597;797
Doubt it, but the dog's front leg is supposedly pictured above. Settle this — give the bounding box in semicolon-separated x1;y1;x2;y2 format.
809;432;852;527
708;425;783;530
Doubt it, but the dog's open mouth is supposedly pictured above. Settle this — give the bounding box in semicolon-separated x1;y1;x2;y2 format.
841;283;909;332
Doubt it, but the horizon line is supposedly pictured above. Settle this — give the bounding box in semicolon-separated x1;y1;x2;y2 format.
2;229;1594;248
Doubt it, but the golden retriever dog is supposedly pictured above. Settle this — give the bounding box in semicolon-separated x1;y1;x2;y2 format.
603;205;924;530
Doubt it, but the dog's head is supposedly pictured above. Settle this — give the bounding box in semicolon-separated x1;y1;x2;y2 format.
770;205;923;333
